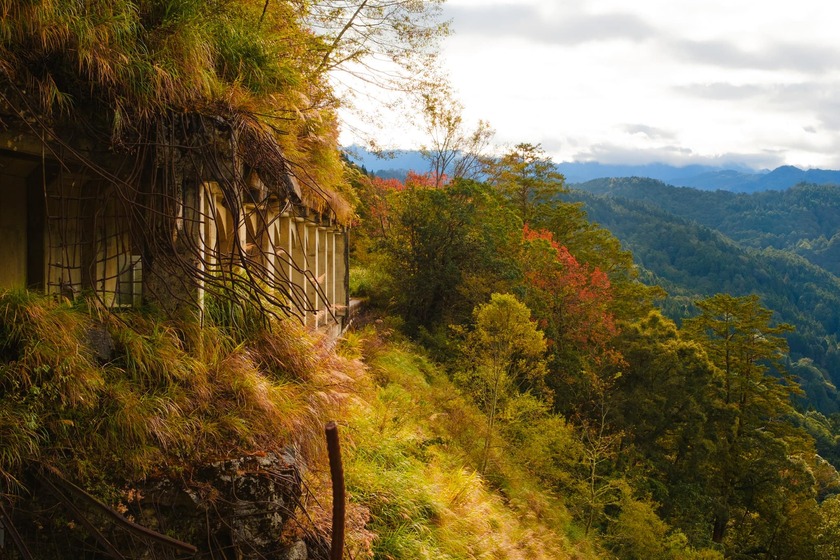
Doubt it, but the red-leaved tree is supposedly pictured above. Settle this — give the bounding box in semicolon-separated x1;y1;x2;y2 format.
522;225;617;354
366;171;440;236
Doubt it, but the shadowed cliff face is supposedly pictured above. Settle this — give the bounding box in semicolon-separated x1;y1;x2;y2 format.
5;452;327;560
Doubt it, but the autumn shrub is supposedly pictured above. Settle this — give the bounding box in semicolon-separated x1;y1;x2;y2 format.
349;261;391;301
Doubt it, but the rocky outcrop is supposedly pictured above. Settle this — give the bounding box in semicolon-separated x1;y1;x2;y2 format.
3;452;327;560
133;450;327;559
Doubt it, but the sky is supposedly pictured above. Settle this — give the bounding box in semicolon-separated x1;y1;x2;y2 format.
340;0;840;170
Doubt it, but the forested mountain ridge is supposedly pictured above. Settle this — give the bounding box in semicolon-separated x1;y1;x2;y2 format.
564;163;840;190
574;178;840;268
672;165;840;192
566;179;840;414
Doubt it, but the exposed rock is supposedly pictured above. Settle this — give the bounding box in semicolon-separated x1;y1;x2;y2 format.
87;323;115;362
282;539;309;560
3;451;315;559
131;451;306;559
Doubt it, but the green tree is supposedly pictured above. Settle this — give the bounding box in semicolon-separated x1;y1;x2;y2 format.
498;392;580;482
684;294;796;414
575;397;625;536
683;294;812;552
607;495;723;560
611;311;722;546
817;494;840;559
463;294;546;474
379;179;520;334
486;143;566;224
612;311;717;457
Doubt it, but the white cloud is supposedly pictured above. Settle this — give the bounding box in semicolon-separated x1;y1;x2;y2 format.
340;0;840;169
622;125;677;141
573;143;788;170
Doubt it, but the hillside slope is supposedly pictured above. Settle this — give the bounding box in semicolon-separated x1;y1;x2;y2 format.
342;327;607;559
573;178;840;273
565;183;840;413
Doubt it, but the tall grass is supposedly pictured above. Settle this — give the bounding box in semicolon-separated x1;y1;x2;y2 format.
0;289;361;492
0;0;353;222
339;326;605;559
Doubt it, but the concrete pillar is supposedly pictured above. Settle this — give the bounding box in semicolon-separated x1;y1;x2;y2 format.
264;209;279;291
276;211;294;313
295;217;316;328
291;217;306;315
310;223;320;327
202;184;225;273
335;227;348;319
186;181;206;311
237;205;248;257
330;229;337;312
319;225;329;325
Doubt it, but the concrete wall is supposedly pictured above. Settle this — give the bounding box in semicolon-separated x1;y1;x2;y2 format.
0;174;28;289
0;160;351;328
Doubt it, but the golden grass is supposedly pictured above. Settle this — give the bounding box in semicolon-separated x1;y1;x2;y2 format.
337;326;606;559
0;0;355;224
0;290;362;490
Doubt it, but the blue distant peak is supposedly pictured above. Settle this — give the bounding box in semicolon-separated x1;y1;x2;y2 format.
342;146;840;193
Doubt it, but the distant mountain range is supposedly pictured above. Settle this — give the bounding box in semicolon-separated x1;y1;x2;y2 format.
344;145;840;192
670;165;840;193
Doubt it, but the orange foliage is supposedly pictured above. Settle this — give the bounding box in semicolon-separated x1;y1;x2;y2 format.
405;170;444;188
521;225;619;362
371;176;406;192
365;171;446;232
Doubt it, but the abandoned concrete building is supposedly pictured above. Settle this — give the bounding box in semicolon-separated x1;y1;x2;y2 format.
0;120;350;332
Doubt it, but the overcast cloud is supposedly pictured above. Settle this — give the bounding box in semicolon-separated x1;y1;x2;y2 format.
445;5;656;46
340;0;840;169
671;39;840;72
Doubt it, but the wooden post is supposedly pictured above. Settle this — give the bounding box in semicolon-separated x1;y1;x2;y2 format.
325;421;345;560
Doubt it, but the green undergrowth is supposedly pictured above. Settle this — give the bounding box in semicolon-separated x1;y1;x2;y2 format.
339;325;605;559
0;289;713;558
0;289;360;495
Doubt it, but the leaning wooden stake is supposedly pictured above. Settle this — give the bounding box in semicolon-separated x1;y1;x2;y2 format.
39;465;198;555
325;421;345;560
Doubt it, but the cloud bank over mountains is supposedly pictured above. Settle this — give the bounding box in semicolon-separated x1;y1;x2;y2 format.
415;0;840;170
